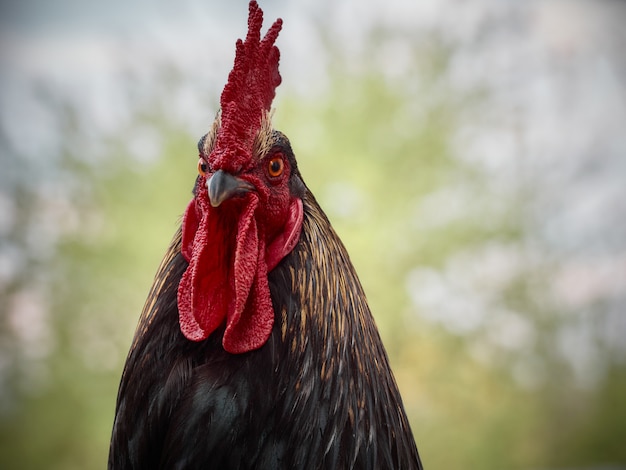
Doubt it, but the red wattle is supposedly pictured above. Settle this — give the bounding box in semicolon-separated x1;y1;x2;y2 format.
178;197;231;342
223;198;274;352
177;194;303;353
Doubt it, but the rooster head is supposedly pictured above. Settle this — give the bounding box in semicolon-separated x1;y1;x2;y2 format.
177;1;304;353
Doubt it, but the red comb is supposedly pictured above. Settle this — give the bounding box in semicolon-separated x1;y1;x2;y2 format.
210;1;282;172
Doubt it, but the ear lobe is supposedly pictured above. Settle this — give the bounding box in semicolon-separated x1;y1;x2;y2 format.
265;198;304;271
181;198;200;262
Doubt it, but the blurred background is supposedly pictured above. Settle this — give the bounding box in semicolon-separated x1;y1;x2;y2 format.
1;0;625;468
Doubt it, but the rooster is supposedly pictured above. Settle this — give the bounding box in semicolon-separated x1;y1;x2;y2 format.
109;2;423;469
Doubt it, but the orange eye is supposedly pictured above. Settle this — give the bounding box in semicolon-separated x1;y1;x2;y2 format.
267;156;284;178
197;159;208;176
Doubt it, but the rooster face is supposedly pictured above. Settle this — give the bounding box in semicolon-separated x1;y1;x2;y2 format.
178;121;304;354
196;126;303;244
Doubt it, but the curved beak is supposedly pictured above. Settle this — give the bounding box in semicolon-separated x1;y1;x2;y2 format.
207;170;255;207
